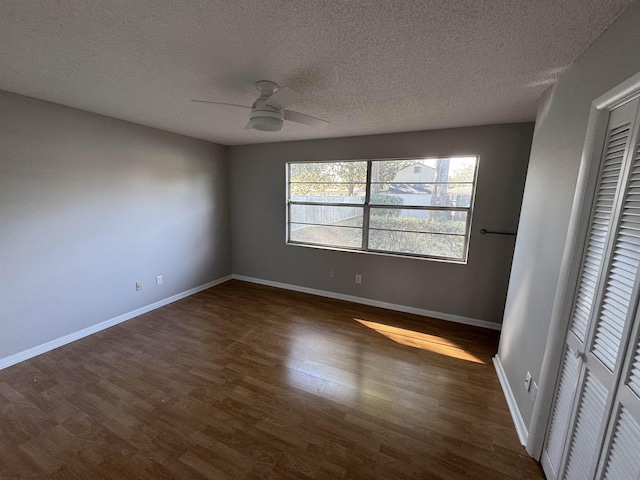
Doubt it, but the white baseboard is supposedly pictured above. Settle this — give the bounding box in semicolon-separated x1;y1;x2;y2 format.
232;274;501;331
0;275;232;371
493;355;528;446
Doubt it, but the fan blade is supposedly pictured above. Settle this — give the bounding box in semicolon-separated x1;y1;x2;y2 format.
284;110;330;128
244;121;254;130
191;99;252;109
265;87;301;109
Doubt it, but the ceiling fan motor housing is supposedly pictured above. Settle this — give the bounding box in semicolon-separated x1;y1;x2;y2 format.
255;80;279;97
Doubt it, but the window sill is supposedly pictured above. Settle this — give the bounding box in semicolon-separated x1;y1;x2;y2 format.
285;241;468;264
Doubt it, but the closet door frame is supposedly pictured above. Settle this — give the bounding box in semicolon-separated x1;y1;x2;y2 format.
528;70;640;462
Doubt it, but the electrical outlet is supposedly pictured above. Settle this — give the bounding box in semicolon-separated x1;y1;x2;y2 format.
329;270;335;278
524;371;532;391
355;274;362;284
530;381;538;402
136;282;142;291
156;275;163;285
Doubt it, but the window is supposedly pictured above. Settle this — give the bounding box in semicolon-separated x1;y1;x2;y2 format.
287;157;478;262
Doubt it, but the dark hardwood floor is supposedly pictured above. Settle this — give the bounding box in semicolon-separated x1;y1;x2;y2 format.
0;280;544;479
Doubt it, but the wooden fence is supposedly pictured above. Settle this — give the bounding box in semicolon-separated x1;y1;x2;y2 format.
290;196;362;231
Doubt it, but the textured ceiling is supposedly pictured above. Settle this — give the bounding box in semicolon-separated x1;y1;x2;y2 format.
0;0;634;146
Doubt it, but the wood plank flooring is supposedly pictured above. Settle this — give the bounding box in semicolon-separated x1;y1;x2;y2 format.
0;280;544;479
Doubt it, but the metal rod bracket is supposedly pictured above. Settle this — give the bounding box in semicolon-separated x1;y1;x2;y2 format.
480;229;517;236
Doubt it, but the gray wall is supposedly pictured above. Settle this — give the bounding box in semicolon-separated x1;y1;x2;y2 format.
229;124;534;325
499;1;640;430
0;91;231;361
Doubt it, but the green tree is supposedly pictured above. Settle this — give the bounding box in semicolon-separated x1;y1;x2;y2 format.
290;162;333;195
449;164;475;183
333;162;367;195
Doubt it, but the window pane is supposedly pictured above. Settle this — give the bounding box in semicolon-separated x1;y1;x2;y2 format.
369;209;468;234
368;230;465;259
290;162;367;184
371;157;477;184
290;205;363;227
290;224;362;249
370;160;435;183
369;183;473;207
431;157;477;183
432;183;473;207
290;183;366;203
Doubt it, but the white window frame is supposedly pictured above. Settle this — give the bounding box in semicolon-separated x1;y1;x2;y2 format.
286;157;479;263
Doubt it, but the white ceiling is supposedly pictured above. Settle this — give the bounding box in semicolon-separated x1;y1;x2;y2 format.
0;1;634;146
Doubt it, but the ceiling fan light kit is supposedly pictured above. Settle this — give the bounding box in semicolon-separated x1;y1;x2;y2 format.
249;110;284;131
249;81;286;131
192;80;329;132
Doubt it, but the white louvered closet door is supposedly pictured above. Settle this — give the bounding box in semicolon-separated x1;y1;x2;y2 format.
596;142;640;480
542;97;640;480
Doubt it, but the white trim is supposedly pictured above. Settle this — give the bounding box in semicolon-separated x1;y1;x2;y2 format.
594;69;640;109
540;450;557;479
0;275;232;371
526;102;609;460
232;274;501;331
493;355;529;446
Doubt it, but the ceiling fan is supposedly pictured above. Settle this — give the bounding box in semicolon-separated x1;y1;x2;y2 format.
192;80;330;132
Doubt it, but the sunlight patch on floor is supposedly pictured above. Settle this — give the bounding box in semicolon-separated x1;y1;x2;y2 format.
354;318;485;364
